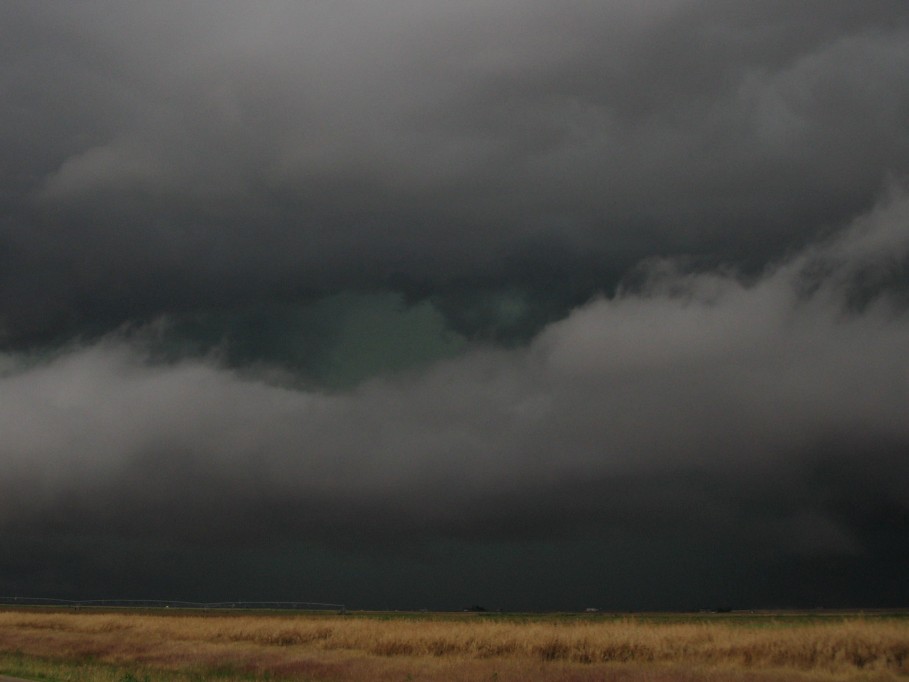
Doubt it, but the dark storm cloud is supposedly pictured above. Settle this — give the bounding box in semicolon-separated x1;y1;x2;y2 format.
3;1;909;608
2;1;909;341
2;191;908;567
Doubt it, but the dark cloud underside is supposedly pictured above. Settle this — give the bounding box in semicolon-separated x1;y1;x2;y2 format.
2;1;909;342
1;1;909;608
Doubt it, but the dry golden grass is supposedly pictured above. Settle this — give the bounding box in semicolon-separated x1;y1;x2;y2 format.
0;609;907;681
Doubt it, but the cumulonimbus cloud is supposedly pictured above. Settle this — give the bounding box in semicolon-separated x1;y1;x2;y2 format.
2;1;909;342
2;188;908;556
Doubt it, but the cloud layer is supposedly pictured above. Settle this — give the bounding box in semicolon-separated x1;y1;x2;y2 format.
3;1;909;342
2;1;909;608
3;191;908;566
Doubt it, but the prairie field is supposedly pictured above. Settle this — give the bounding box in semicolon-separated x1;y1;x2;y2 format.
0;609;907;682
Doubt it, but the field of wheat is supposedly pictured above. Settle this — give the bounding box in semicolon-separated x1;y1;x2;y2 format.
0;609;907;681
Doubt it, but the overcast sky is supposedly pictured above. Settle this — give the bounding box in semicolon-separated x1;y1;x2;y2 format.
2;1;909;611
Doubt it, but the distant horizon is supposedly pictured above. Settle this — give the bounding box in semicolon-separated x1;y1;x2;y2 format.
3;596;909;616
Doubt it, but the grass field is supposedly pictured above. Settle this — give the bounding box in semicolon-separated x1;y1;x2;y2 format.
0;608;907;681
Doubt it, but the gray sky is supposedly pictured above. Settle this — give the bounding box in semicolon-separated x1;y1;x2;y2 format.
1;1;909;610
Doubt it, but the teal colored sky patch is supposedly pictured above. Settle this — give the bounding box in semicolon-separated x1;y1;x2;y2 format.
319;292;467;388
154;291;467;389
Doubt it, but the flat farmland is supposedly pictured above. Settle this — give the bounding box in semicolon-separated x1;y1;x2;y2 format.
0;608;907;681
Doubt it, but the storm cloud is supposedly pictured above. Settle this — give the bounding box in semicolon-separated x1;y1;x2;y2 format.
3;1;909;341
2;1;909;609
3;189;909;601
